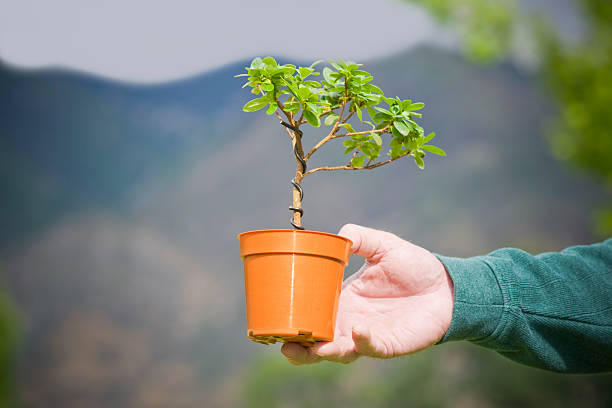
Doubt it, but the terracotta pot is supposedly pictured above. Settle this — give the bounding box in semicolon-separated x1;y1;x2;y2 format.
238;229;352;345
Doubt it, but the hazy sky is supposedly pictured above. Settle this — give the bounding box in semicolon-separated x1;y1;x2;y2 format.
0;0;436;83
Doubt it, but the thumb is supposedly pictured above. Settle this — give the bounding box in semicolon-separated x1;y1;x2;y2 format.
351;324;384;358
338;224;398;260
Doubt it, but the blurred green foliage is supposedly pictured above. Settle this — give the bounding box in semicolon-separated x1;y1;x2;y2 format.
406;0;612;236
242;344;612;407
0;276;20;407
410;0;517;63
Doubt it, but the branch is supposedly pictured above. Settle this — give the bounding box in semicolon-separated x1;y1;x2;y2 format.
318;108;333;118
349;148;359;166
340;126;390;138
341;110;355;123
303;101;347;161
303;151;413;177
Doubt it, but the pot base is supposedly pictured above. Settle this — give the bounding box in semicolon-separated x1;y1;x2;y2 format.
248;329;330;346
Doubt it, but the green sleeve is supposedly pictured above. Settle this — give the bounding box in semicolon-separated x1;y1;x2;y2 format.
436;239;612;373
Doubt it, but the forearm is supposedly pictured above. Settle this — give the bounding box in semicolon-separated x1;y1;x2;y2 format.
437;239;612;373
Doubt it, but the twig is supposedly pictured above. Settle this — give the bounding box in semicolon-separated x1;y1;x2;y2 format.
341;126;390;138
318;108;333;118
341;111;355;123
303;101;347;161
349;148;359;166
303;151;413;177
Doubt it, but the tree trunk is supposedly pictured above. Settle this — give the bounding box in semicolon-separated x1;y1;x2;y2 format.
291;129;306;229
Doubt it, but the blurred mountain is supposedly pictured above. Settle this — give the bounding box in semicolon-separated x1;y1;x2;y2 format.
1;47;610;406
0;59;249;249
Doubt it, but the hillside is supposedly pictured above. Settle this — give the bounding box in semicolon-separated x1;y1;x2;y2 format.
0;59;249;249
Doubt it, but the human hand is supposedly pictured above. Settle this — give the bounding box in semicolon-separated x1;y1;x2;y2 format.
281;224;454;365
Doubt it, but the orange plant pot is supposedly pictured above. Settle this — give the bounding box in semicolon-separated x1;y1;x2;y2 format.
238;229;352;345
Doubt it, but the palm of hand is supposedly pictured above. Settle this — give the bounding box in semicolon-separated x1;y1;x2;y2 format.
281;225;453;365
327;242;453;363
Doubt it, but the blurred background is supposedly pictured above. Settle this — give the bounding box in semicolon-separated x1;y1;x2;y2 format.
0;0;611;406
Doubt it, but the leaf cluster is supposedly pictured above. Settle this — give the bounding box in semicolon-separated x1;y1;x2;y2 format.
237;57;445;170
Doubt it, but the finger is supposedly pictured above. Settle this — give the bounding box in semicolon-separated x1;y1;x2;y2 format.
338;224;397;260
281;342;322;365
352;325;386;358
313;337;359;364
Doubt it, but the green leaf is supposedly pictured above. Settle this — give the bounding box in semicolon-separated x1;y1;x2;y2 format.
276;66;296;76
363;144;380;161
343;139;356;148
304;109;321;127
284;101;301;113
364;94;382;105
406;139;418;151
306;102;322;115
250;57;264;69
374;106;392;116
310;59;324;68
365;84;383;94
423;132;436;143
234;73;249;77
266;102;278;115
400;100;412;110
242;97;268;112
324;113;339;126
393;121;410;136
391;126;404;139
262;56;277;66
414;155;425;169
421;145;447;156
296;87;311;101
303;80;321;87
298;67;315;79
373;113;390;124
405;102;425;111
355;105;363;121
371;133;382;145
286;83;299;97
261;83;274;92
361;145;371;157
329;61;343;71
352;156;366;167
339;123;355;133
322;67;335;83
366;106;377;119
389;145;403;158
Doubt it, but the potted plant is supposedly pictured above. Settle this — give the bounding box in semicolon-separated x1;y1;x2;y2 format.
236;57;445;346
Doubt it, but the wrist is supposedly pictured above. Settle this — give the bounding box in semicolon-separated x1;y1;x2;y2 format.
439;260;454;336
435;255;504;343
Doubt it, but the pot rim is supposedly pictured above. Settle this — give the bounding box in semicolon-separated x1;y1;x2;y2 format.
237;229;353;247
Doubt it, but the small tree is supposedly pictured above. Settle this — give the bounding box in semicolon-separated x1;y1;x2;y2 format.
237;57;445;229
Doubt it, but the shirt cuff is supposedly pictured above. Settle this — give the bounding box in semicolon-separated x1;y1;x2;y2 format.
435;255;504;343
